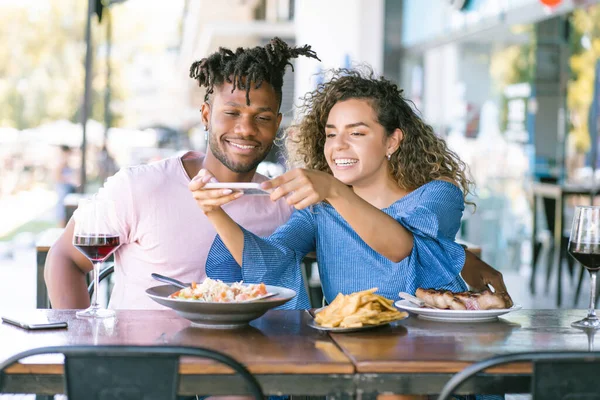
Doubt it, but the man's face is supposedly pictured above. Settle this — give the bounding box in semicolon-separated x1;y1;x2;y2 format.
202;81;282;173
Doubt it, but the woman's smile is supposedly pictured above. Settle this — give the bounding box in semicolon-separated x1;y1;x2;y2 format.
332;157;359;169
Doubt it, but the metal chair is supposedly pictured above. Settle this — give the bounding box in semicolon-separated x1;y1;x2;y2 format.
0;345;264;400
437;351;600;400
87;264;114;297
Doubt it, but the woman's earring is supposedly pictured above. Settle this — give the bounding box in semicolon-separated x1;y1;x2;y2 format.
204;125;208;141
386;153;391;161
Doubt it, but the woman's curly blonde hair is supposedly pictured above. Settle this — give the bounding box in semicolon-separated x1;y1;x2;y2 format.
286;68;474;204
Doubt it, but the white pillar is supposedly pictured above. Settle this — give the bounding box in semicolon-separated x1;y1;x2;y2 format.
293;0;384;109
423;43;460;133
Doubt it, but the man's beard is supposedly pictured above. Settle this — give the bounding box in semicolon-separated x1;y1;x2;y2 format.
208;133;273;173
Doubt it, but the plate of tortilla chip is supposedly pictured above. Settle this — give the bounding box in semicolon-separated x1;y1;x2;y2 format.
308;288;409;333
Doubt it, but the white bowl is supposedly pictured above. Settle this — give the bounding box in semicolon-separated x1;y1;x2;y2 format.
146;284;296;329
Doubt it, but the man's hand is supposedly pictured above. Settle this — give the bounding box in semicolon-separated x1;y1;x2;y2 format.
461;250;509;293
188;169;243;214
261;168;342;210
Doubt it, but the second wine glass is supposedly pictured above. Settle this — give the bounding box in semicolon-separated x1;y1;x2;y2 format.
569;206;600;329
73;196;120;319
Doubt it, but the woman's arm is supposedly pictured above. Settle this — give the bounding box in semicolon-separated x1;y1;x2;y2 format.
326;184;413;262
202;202;317;310
189;170;245;265
205;209;245;265
189;169;316;268
263;168;413;262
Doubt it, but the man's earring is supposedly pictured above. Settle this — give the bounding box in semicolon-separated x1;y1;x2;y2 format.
204;125;208;141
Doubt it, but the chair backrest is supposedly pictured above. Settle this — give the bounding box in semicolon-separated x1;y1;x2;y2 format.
0;345;264;400
437;351;600;400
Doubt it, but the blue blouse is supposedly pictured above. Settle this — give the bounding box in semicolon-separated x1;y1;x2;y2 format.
206;180;469;310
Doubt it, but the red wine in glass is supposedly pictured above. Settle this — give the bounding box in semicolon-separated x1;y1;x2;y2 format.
74;234;120;262
569;242;600;272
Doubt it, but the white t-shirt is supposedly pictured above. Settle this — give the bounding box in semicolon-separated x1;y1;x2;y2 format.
96;151;292;309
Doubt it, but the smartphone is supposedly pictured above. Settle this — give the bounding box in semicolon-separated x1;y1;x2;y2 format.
203;182;271;196
1;316;68;331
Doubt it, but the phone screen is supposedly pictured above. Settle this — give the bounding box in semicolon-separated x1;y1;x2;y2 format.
1;316;68;330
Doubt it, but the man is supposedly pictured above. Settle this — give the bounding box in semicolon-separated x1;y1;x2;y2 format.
45;37;320;309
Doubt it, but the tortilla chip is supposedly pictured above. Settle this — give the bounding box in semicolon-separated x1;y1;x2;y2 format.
314;288;406;328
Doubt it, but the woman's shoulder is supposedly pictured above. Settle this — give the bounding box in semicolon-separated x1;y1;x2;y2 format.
385;179;463;216
418;179;463;200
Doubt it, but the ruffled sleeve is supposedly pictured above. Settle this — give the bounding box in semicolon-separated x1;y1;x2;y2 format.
205;208;316;309
392;182;467;292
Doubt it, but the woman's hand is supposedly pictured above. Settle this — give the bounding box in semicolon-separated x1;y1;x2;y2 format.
262;168;345;210
461;250;508;293
188;169;243;214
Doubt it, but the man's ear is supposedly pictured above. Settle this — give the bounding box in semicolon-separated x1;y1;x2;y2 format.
201;102;211;128
276;113;283;130
387;128;403;154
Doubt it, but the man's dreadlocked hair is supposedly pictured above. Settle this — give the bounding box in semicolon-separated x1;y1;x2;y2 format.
189;37;320;108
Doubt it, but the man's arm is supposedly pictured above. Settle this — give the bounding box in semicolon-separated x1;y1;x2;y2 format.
44;218;94;308
460;250;508;293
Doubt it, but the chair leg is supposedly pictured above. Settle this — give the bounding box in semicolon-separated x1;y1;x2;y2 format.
561;236;574;281
567;252;576;283
545;245;555;294
574;263;585;307
557;250;563;307
557;237;570;307
530;241;543;295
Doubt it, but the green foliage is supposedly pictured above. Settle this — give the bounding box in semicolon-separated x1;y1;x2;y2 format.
0;1;124;129
0;219;56;242
567;5;600;154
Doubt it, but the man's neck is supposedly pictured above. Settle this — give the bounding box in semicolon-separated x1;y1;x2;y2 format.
201;150;256;182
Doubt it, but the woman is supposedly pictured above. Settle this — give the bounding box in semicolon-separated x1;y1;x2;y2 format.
189;68;480;311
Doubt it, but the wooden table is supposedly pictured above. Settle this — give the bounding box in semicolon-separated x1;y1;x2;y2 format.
329;308;594;396
2;309;597;397
0;310;355;396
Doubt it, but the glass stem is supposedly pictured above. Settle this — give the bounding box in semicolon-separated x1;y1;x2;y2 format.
91;261;100;308
588;270;598;320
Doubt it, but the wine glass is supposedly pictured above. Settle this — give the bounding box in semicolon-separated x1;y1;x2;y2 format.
583;327;597;351
73;196;120;319
569;206;600;329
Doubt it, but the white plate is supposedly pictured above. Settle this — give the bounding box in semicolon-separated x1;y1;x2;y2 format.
203;182;270;195
394;300;521;323
306;318;398;333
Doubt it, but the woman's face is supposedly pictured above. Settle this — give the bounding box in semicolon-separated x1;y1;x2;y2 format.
324;98;397;186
